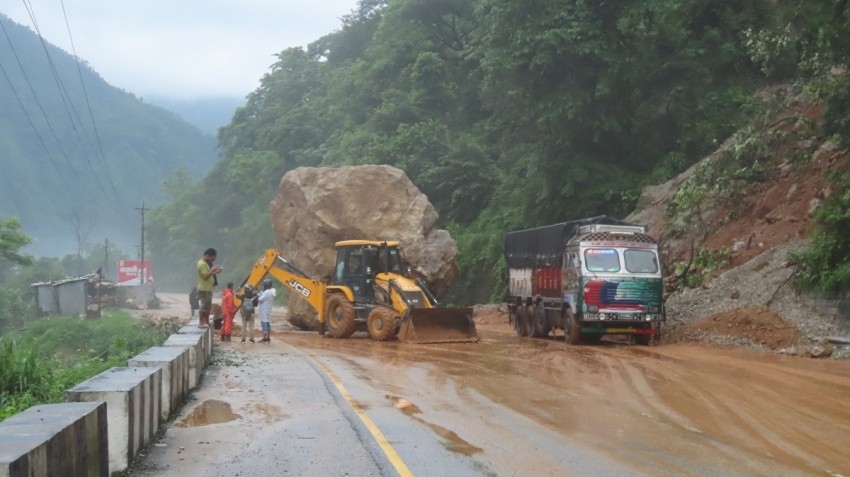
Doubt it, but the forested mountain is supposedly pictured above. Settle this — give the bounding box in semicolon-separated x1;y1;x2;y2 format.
146;0;850;301
0;14;217;257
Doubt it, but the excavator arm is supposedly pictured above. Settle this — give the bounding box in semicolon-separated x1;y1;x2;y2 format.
235;248;329;321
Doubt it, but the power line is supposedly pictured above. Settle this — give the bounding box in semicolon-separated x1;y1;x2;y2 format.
59;0;123;206
0;13;97;203
20;0;113;205
11;1;134;228
0;18;77;204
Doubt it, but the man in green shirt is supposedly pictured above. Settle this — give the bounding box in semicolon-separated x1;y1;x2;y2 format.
197;248;222;328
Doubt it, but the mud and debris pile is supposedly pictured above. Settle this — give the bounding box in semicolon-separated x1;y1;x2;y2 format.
624;86;850;354
268;165;458;330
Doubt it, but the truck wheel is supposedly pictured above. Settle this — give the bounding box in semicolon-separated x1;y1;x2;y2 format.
325;293;356;338
367;306;397;341
523;305;535;337
514;305;528;337
564;310;581;345
532;302;552;338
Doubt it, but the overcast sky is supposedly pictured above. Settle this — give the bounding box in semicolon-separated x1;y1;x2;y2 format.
1;0;359;100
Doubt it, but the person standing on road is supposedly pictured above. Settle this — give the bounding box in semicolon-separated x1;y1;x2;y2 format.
257;278;276;343
196;248;222;328
237;284;258;343
221;282;236;342
189;286;199;319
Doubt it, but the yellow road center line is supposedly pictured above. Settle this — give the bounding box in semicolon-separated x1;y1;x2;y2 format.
308;355;414;477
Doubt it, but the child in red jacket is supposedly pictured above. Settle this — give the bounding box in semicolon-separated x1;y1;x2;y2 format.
221;282;236;342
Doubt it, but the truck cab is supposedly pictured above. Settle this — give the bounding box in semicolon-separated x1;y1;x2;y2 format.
564;224;664;344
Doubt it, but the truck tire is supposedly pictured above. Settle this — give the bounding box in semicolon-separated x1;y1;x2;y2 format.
564;309;581;345
514;305;528;337
367;306;397;341
523;305;535;337
635;333;652;346
326;293;357;338
532;302;552;338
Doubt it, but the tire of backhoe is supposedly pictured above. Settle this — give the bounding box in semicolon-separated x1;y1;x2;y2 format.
514;305;528;337
325;293;357;339
367;306;397;341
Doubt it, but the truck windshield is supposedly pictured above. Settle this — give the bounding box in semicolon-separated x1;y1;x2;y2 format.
584;248;620;272
624;249;659;273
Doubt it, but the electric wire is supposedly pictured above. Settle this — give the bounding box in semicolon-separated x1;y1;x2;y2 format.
58;0;132;223
0;34;77;204
21;0;113;206
0;15;93;203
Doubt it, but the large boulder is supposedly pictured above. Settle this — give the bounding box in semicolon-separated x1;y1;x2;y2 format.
268;165;458;329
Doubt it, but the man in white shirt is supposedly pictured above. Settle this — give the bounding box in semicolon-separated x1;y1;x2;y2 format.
257;278;277;343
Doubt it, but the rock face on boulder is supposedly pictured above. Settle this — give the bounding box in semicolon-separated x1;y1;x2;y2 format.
268;165;458;330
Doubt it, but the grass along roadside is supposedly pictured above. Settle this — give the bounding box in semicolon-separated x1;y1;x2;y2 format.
0;310;178;420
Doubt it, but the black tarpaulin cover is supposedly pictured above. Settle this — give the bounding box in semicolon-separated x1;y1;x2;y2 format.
503;216;628;268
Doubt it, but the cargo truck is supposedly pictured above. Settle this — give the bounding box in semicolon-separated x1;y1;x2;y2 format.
504;216;665;345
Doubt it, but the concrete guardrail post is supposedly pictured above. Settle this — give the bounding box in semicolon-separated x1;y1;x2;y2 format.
65;367;161;475
0;402;108;477
127;346;191;422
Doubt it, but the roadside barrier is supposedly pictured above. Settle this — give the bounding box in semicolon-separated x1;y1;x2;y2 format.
128;347;191;421
0;320;214;475
0;402;108;476
65;367;162;474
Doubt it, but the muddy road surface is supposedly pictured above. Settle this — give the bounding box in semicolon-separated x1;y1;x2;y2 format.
130;294;850;476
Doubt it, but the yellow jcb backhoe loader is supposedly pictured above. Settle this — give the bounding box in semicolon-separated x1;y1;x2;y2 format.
234;241;478;343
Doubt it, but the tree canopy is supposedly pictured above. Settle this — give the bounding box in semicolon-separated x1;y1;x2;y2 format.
147;0;850;300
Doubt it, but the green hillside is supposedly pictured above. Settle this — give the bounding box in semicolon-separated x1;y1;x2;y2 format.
0;14;217;257
143;0;850;299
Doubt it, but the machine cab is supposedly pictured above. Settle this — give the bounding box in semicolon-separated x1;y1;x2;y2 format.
332;240;405;302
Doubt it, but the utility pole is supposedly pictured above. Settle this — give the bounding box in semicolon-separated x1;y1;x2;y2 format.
135;201;150;284
103;238;109;280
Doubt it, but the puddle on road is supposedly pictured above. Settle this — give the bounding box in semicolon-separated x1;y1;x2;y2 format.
389;395;482;456
176;400;241;427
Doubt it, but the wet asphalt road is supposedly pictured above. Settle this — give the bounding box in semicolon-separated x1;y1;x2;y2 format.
130;336;639;477
127;300;850;477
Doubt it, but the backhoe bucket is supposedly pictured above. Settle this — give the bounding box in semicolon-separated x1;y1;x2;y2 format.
397;307;479;344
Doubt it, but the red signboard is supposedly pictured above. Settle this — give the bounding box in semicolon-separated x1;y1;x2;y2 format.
116;259;153;286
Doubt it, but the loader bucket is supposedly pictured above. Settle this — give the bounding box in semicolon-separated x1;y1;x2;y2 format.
397;307;479;344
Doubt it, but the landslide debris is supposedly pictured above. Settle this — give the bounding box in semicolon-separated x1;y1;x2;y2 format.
625;85;850;354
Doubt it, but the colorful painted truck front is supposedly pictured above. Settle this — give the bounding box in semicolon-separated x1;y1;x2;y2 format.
504;216;665;345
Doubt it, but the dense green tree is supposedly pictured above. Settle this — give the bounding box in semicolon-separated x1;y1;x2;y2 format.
0;218;32;269
145;0;850;302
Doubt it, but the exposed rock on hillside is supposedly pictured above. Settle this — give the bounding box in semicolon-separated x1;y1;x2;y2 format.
626;86;850;353
268;165;458;329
